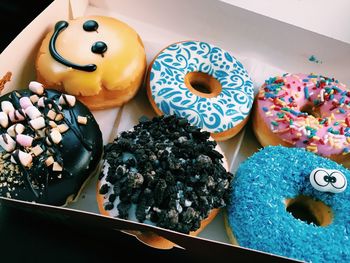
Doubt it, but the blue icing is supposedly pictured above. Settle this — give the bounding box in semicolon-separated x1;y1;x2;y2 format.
227;146;350;263
150;41;254;133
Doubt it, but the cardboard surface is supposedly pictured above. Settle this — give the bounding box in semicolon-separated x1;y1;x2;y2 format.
0;0;349;261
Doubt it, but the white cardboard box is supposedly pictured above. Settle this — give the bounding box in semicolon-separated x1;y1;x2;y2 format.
0;0;349;261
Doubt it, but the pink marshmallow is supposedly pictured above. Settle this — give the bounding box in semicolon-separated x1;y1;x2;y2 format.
16;134;33;147
19;97;33;109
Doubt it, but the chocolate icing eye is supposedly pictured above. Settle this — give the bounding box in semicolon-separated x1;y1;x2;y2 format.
83;20;99;32
91;41;107;55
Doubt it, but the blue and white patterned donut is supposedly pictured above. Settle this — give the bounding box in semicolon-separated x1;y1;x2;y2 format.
227;146;350;262
147;41;254;141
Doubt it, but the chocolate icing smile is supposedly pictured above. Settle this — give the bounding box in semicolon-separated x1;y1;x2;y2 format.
49;20;98;72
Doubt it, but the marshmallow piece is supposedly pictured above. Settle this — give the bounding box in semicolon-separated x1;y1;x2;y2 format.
13;150;33;167
59;94;76;107
49;121;57;128
11;150;32;167
0;112;8;128
29;117;45;130
53;162;63;172
0;134;16;152
45;156;54;166
47;109;56;120
31;145;44;156
7;124;25;137
29;81;44;95
19;97;33;109
37;97;46;108
16;134;33;147
36;129;45;138
57;123;69;133
50;129;62;144
1;101;14;114
25;106;41;120
77;116;87;125
9;110;26;123
55;113;63;121
30;95;39;104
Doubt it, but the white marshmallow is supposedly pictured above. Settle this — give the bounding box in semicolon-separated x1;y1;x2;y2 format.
59;94;76;107
0;133;16;152
50;129;62;144
25;106;41;120
8;110;26;123
29;81;44;95
11;150;32;167
1;101;14;114
19;97;33;109
0;112;8;128
29;117;45;130
7;123;25;137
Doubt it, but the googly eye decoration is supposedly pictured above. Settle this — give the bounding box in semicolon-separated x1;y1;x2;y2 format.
310;168;347;194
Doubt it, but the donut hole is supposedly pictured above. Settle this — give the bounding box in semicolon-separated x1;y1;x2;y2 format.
300;103;321;118
285;195;332;226
185;72;222;98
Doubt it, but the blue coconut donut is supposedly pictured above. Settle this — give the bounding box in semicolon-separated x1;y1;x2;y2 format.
147;41;254;141
226;146;350;262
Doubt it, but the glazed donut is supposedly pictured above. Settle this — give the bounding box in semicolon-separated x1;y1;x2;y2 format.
226;146;350;262
97;115;232;249
36;16;147;110
0;81;103;206
253;73;350;167
147;41;254;141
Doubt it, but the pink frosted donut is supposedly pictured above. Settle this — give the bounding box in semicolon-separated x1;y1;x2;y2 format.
253;73;350;166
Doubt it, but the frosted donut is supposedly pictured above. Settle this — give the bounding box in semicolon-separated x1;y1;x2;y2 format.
36;16;147;110
97;115;232;249
147;41;254;141
253;73;350;167
0;82;103;206
226;146;350;262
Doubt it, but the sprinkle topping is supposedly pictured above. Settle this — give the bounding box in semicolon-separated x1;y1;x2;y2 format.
258;73;349;156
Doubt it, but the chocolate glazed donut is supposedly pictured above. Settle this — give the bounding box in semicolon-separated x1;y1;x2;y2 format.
0;86;103;206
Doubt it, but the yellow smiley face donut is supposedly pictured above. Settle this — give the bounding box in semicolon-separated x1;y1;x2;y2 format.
35;16;147;110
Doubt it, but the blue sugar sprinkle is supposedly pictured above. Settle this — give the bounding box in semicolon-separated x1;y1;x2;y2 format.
304;87;309;99
339;108;346;114
308;55;322;64
262;107;269;112
265;93;277;99
339;97;345;104
227;146;350;263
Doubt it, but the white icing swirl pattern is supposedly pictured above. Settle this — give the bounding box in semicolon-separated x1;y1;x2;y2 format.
149;41;254;133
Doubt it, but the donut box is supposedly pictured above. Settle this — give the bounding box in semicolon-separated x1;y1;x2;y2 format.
0;0;349;262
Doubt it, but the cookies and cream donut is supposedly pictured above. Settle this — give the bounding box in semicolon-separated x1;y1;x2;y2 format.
147;41;254;141
254;73;350;167
36;16;147;110
0;81;103;206
97;115;232;248
226;146;350;262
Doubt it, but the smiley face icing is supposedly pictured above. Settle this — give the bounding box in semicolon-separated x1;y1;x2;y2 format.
36;16;147;110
